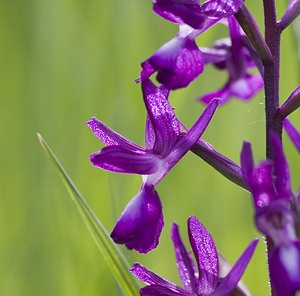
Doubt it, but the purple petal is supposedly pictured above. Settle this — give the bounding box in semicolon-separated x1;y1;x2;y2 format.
153;0;218;30
269;241;300;296
188;216;218;294
171;223;198;293
215;239;259;295
140;35;204;90
165;99;219;172
110;184;164;253
130;263;186;294
228;16;243;57
142;79;179;156
86;117;143;150
200;46;228;64
229;74;264;100
284;118;300;152
202;0;244;18
148;98;219;185
199;87;230;105
145;116;156;150
90;146;160;174
251;161;276;208
270;133;291;201
255;200;295;243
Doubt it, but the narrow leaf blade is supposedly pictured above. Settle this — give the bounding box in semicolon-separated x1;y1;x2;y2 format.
37;133;140;296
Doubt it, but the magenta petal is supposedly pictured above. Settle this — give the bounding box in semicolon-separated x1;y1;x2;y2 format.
130;263;185;293
153;0;215;30
110;184;164;253
284;118;300;152
149;98;219;185
90;146;160;174
269;241;300;296
171;223;197;293
229;74;264;100
251;162;276;208
202;0;244;18
188;216;218;294
215;239;259;295
142;79;179;156
199;87;230;105
86;117;143;151
141;35;204;90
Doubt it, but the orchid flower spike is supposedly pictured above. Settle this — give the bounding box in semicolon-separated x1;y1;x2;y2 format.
130;216;258;295
87;79;219;253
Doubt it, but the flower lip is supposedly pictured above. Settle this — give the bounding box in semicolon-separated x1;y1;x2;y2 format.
140;33;205;90
110;184;164;253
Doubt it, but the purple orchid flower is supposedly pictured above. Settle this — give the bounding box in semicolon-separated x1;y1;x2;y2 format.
139;25;204;90
87;79;219;253
138;0;244;90
130;215;258;295
240;135;300;296
199;16;263;104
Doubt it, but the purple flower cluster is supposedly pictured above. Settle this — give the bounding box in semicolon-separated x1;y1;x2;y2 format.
241;133;300;296
138;1;263;104
86;0;300;295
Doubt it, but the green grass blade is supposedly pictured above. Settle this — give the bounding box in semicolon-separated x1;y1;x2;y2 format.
37;133;140;296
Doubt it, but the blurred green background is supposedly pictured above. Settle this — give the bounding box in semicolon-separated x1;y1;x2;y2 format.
1;1;299;295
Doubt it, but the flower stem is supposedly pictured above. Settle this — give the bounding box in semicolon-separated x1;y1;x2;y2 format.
263;1;281;295
263;0;282;159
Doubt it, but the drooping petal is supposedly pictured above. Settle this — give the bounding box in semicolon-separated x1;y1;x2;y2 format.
140;35;204;90
90;146;160;174
153;0;218;31
110;184;164;253
142;79;179;156
202;0;244;18
188;216;218;294
270;133;291;201
86;117;144;150
283;118;300;152
130;263;186;293
215;239;259;295
171;223;198;293
269;241;300;296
